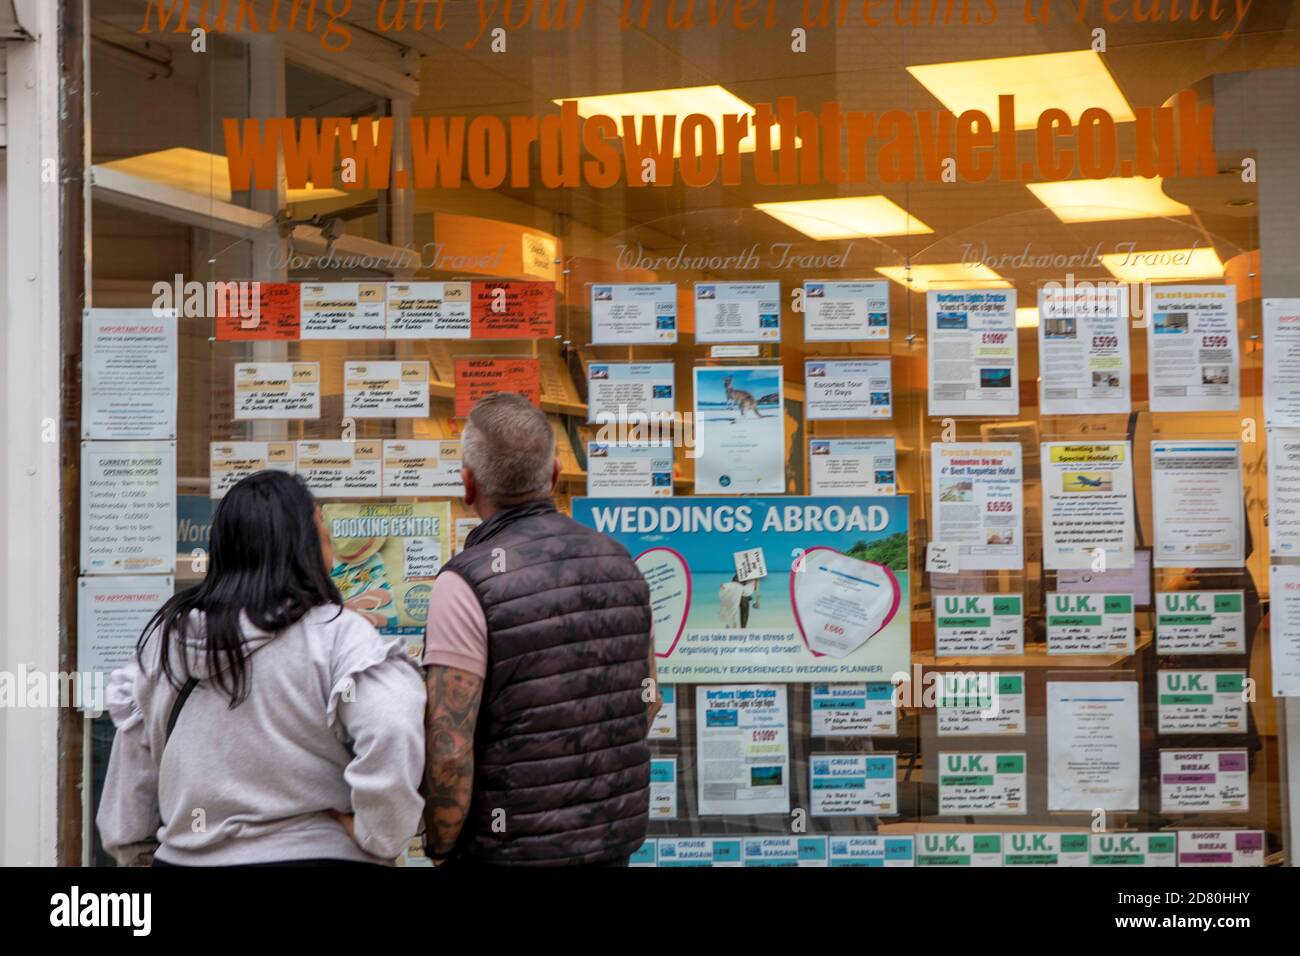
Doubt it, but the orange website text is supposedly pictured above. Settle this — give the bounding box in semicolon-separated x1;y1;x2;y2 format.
224;92;1216;191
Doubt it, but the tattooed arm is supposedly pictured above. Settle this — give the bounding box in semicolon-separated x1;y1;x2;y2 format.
422;665;484;858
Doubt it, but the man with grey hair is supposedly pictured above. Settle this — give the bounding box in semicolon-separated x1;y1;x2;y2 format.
420;392;659;867
458;389;558;509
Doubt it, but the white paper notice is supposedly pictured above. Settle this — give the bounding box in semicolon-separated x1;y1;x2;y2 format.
937;751;1026;815
916;832;1003;866
1160;749;1249;813
805;359;891;419
1155;591;1246;655
209;441;295;499
1046;681;1139;811
741;836;827;867
1267;429;1300;556
926;542;959;575
803;279;890;341
1269;564;1300;696
385;281;471;338
402;535;443;579
1041;441;1135;570
299;282;386;339
587;362;675;424
733;547;766;582
650;685;678;740
927;289;1018;417
1151;440;1244;568
81;441;176;574
234;363;320;420
933;594;1024;656
828;835;915;867
650;758;678;818
83;309;177;440
586;442;674;497
810;753;897;816
654;837;740;867
1264;299;1300;426
652;838;723;867
810;438;896;496
453;518;481;554
930;443;1023;570
382;440;462;496
1046;592;1134;655
1054;548;1152;605
810;682;897;736
296;440;381;498
710;345;760;358
937;672;1026;735
1003;832;1090;867
1090;833;1175;867
1177;830;1265;867
77;575;173;684
1157;670;1247;734
344;361;430;418
696;685;790;815
1037;283;1130;414
693;366;784;494
591;283;678;344
1146;284;1239;412
694;282;780;343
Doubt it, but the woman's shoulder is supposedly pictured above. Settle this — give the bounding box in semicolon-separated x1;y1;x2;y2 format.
299;603;369;629
296;604;387;647
296;604;413;668
300;606;424;728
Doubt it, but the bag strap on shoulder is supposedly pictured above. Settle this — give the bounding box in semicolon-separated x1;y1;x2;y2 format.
164;677;200;746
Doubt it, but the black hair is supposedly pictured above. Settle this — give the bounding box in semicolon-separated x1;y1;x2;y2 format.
138;470;342;705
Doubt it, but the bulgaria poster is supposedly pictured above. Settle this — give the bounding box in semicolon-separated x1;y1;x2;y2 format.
571;496;910;682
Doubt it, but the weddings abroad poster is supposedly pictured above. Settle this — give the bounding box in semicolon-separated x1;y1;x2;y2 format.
571;496;910;682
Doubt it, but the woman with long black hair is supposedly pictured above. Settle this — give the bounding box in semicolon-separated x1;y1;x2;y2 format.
97;471;426;866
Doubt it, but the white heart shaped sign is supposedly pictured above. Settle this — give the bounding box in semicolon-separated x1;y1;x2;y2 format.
635;546;691;658
790;546;900;659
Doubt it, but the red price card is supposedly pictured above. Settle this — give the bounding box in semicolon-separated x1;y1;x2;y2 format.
470;281;556;339
215;282;301;340
454;357;542;417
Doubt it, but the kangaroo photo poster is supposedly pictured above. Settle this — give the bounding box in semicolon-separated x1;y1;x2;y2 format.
571;496;910;683
693;365;785;494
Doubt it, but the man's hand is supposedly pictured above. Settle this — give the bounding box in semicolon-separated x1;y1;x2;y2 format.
422;665;484;858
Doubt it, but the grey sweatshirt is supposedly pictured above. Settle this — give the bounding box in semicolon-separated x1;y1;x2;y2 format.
97;605;427;866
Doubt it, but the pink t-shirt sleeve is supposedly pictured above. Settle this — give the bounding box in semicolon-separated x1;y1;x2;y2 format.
422;570;488;678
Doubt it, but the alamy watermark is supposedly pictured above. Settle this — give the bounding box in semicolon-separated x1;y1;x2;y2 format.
891;665;1002;718
0;667;105;715
593;408;698;457
151;273;261;328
